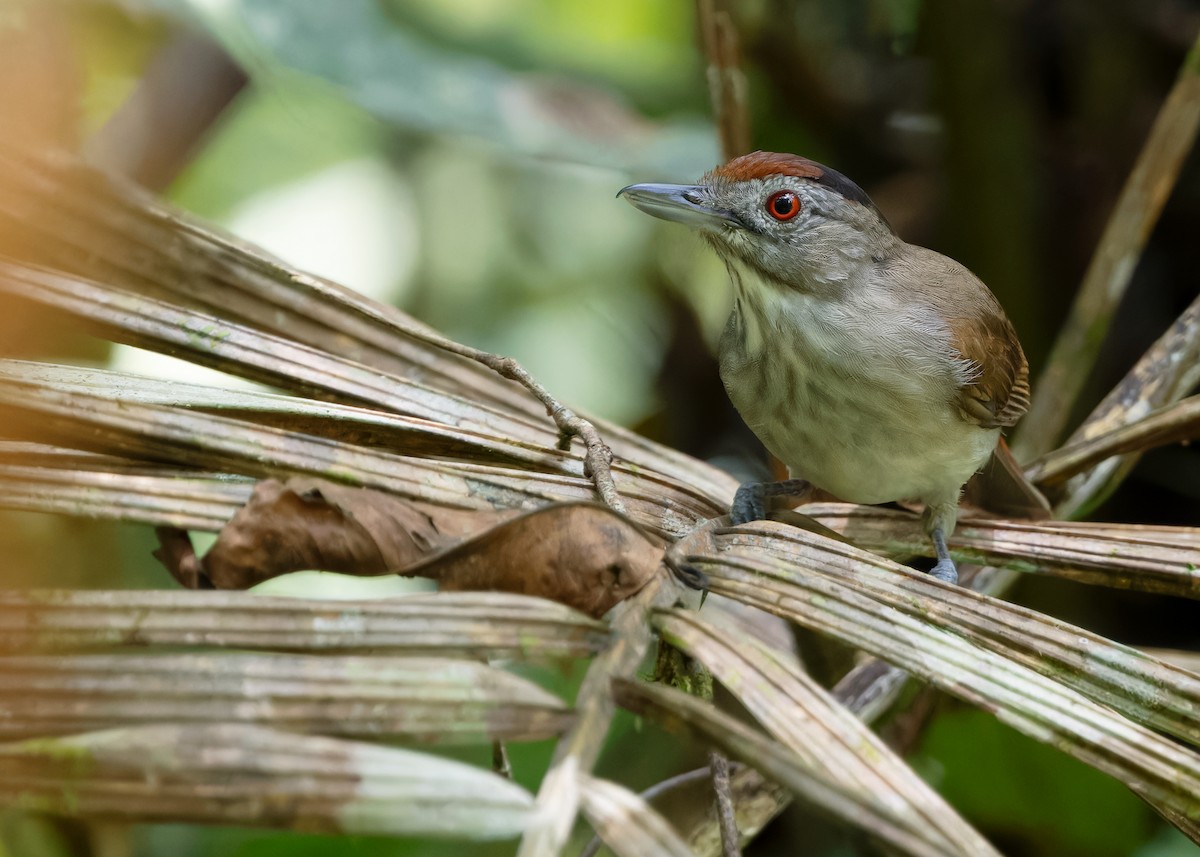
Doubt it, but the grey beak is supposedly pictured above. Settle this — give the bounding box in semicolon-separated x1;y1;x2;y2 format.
617;183;741;230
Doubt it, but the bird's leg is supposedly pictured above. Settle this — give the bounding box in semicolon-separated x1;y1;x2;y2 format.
923;500;959;585
730;479;811;525
929;527;958;584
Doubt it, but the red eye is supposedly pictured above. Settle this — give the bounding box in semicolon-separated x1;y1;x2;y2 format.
766;190;800;221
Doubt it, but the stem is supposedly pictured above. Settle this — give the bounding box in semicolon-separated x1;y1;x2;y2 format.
709;750;742;857
462;350;626;515
696;0;751;162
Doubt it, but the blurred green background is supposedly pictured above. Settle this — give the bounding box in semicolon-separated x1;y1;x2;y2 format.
1;0;1199;854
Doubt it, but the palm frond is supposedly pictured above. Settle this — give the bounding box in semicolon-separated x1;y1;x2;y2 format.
0;724;534;838
3;135;1200;855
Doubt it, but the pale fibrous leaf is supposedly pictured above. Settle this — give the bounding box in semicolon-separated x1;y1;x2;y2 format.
0;723;534;839
0;356;721;538
612;679;961;857
695;521;1200;751
806;502;1200;598
0;653;570;743
1055;293;1200;518
4;359;580;470
515;576;682;857
682;531;1200;825
1026;395;1200;487
3;136;1200;856
0;146;740;505
655;609;1000;856
0;444;249;531
0;588;607;659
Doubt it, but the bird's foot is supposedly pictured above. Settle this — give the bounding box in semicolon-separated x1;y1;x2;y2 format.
730;479;811;526
928;525;959;585
730;484;766;525
928;558;958;585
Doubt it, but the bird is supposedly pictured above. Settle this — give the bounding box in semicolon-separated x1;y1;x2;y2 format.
618;151;1029;584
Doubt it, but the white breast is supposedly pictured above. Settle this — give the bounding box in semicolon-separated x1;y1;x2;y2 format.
717;261;996;507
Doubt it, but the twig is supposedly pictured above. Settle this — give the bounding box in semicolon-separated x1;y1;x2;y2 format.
278;302;632;519
696;0;751;161
1027;395;1200;486
578;766;720;857
84;31;246;191
1014;29;1200;459
576;774;697;856
832;658;912;723
709;750;742;857
493;740;514;780
451;347;626;515
614;680;957;857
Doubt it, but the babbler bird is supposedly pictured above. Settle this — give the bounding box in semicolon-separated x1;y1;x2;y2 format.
619;151;1029;584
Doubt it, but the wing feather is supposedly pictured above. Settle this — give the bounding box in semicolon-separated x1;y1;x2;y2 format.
950;310;1030;429
889;244;1030;430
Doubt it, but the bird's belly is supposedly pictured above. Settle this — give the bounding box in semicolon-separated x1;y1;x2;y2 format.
721;354;998;506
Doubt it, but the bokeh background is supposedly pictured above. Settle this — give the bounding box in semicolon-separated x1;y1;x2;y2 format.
1;1;1199;855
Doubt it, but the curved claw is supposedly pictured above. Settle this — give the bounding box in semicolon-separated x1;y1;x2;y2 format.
670;563;709;591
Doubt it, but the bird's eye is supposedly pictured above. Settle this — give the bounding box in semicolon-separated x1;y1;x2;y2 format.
766;190;800;221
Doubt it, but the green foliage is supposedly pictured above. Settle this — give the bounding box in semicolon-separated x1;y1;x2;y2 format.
916;707;1152;857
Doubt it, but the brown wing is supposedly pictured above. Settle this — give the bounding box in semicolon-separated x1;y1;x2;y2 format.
890;244;1030;429
949;301;1030;429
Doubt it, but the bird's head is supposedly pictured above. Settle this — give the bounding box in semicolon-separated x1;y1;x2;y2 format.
619;151;897;289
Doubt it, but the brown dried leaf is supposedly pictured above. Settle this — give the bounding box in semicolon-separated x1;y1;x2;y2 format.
154;527;208;590
408;503;662;618
158;481;660;618
184;477;499;589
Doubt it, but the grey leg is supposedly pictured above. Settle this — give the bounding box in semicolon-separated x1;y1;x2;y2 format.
929;526;958;584
730;479;811;525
